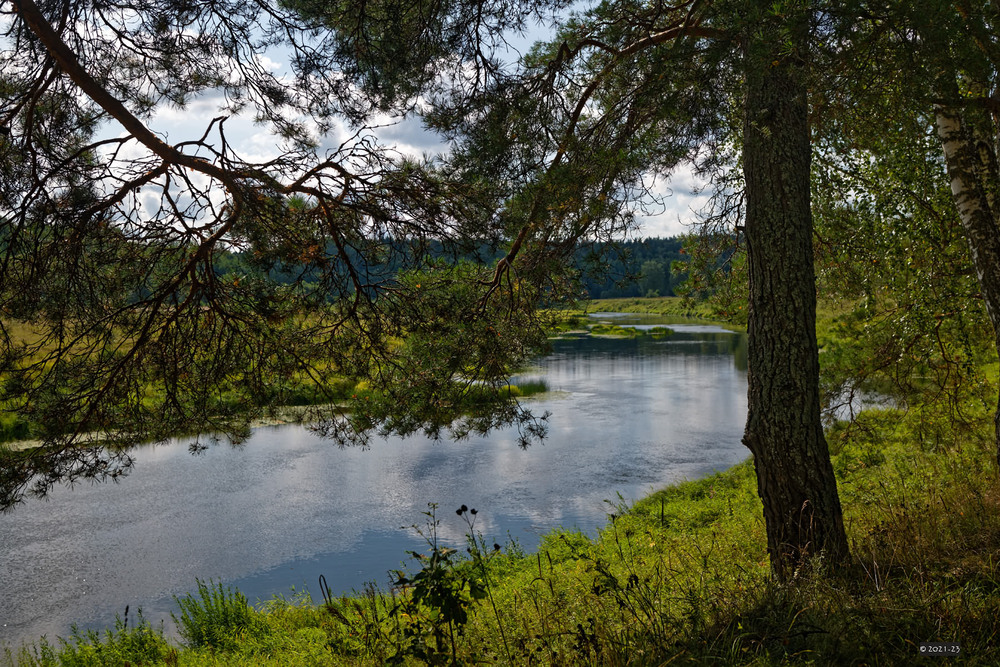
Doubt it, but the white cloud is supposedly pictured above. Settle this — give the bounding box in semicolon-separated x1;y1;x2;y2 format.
147;93;233;142
634;167;712;238
255;54;284;72
374;115;448;158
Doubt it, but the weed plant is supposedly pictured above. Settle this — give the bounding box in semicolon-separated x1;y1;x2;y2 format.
172;579;270;652
6;610;174;667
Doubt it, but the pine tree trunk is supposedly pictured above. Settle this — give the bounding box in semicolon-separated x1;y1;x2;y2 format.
934;103;1000;474
741;12;849;581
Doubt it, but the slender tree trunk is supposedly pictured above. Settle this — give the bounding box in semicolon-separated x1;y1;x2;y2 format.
741;10;849;581
934;102;1000;473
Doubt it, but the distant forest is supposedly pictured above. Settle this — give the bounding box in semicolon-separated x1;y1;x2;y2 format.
214;236;689;301
576;236;688;299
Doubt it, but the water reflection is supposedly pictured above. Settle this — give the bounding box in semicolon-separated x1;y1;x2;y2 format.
0;315;748;647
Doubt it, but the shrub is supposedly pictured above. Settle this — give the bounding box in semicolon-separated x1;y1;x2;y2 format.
172;579;269;651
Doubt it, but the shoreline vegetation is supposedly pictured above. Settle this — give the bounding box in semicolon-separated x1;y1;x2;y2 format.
0;379;552;453
0;298;707;449
4;297;1000;665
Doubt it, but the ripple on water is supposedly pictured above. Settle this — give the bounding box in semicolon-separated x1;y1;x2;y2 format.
0;314;750;647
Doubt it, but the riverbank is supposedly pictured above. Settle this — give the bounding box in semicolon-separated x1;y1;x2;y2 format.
542;296;733;339
5;299;999;664
548;295;719;321
0;381;551;452
5;400;998;665
1;298;705;447
579;295;720;319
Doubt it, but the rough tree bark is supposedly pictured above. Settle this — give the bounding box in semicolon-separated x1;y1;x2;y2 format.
741;11;849;581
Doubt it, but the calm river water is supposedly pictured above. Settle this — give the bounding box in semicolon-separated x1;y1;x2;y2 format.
0;314;748;648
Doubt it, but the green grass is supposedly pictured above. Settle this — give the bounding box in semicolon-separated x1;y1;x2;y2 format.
6;402;1000;665
586;322;641;337
0;297;713;445
509;379;549;397
586;296;718;318
544;297;725;340
6;299;1000;664
543;296;733;339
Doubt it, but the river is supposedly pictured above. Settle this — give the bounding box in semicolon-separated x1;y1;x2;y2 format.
0;313;749;648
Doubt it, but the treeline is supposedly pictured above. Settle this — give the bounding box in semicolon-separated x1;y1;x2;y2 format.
577;236;688;299
212;235;689;300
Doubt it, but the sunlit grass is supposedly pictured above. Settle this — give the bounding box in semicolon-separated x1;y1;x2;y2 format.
585;295;717;318
5;300;1000;664
6;402;1000;665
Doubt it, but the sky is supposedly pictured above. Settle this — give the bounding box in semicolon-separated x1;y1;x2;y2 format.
147;106;707;239
130;14;710;240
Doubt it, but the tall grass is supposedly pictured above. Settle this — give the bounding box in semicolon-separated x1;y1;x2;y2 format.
172;579;271;652
5;610;174;667
583;296;717;318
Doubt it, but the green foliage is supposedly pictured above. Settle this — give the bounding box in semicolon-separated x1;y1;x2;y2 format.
172;579;270;652
5;0;616;509
638;259;667;298
577;238;689;299
9;610;173;667
816;297;994;439
211;235;692;302
387;504;489;665
586;322;640;337
11;410;1000;665
312;260;553;449
806;2;999;440
6;0;1000;661
0;413;31;441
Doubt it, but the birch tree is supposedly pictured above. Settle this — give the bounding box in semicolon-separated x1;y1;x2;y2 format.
815;1;1000;469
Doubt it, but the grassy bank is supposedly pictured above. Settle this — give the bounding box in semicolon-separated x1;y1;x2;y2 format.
5;403;999;665
543;296;728;338
6;298;999;664
0;378;549;449
573;296;718;319
0;297;697;445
